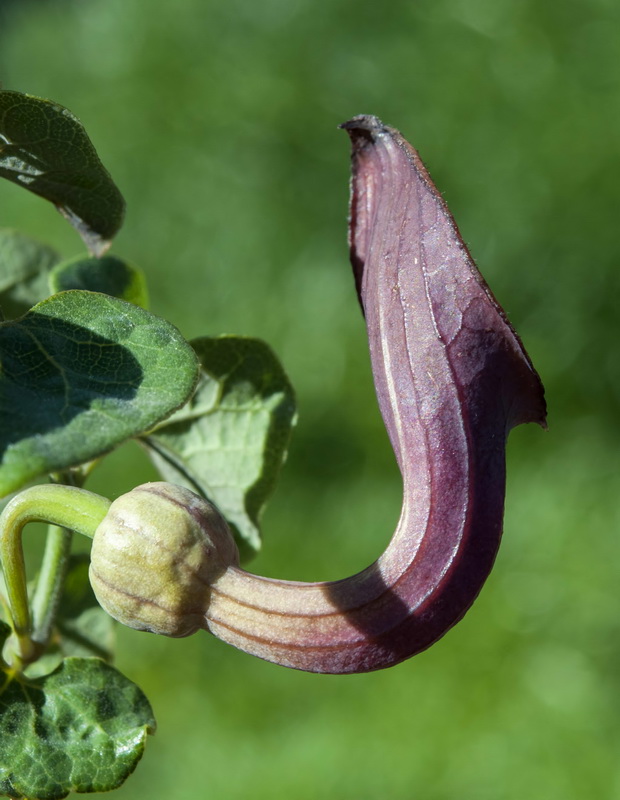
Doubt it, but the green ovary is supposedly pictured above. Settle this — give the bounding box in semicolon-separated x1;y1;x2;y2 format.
89;482;239;637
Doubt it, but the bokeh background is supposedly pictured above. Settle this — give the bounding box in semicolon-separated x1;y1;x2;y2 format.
1;0;619;797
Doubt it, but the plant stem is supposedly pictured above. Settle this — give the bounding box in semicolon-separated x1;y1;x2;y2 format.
31;472;82;650
30;525;73;649
0;484;110;663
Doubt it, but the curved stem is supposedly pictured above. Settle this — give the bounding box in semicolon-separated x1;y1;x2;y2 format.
201;116;546;674
0;484;110;660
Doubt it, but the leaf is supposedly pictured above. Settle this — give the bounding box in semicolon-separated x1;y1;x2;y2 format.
0;658;155;800
0;291;199;497
0;90;125;256
0;229;61;319
50;254;149;308
142;336;296;558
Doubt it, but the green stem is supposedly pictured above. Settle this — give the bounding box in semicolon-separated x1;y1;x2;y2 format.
31;525;73;648
0;484;110;663
31;472;82;650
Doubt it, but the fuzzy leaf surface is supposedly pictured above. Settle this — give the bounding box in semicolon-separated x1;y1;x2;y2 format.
0;291;199;497
0;90;125;255
0;658;155;799
143;336;296;557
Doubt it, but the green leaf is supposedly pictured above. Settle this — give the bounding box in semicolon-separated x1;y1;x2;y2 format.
0;229;60;319
50;254;149;308
0;291;199;497
143;336;296;558
0;90;125;256
0;658;155;800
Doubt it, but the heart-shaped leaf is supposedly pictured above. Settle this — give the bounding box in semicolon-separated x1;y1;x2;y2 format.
0;229;60;319
0;658;155;800
0;291;199;497
142;336;296;558
0;91;125;255
50;254;149;308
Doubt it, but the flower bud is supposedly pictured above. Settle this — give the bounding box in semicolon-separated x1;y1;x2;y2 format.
89;482;239;637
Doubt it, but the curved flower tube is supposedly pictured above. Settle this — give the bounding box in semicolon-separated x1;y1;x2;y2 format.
198;116;546;673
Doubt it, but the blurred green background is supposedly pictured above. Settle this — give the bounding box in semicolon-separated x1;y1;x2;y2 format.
1;0;619;797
